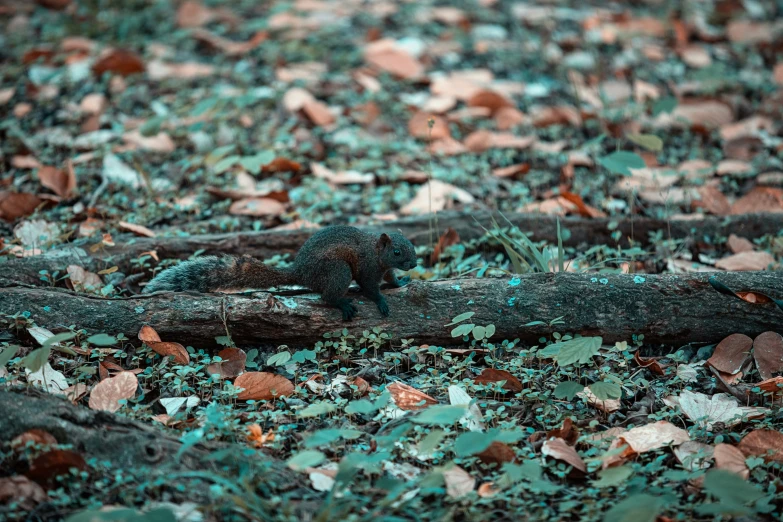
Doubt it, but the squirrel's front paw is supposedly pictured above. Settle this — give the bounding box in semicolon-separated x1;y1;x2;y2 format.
395;275;411;287
339;301;358;321
377;297;390;317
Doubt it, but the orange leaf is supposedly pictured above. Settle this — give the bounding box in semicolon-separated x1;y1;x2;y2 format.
26;450;86;486
387;381;437;410
492;163;530;179
118;221;156;238
235;372;295;400
473;368;523;392
88;371;138;412
37;164;76;198
92;49;145;77
431;227;460;264
262;157;302;174
756;376;783;397
633;351;667;376
547;418;579;445
138;325;190;364
0;192;43;222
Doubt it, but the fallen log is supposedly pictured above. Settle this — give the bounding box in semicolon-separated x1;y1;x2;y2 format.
0;388;314;520
2;212;781;286
2;272;780;349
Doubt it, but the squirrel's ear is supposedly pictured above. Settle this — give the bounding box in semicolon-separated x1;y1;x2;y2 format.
378;233;392;249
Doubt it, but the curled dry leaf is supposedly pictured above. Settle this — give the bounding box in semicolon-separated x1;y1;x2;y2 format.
0;192;43;222
477;482;499;498
92;49;145;77
235;372;295;400
580;387;621;413
713;443;749;479
26;450;87;485
38;163;76;198
400;179;474;215
138;325;190;364
191;29;268;57
229;198;286;217
443;465;475;499
408;112;449;140
752;331;783;381
542;437;587;474
715;251;775;271
246;424;275;448
492;163;530;179
737;429;783;463
618;421;690;454
67;265;102;291
431;227;460;264
633;351;667;375
547;417;579;446
118;221;156;238
473;368;523;392
88;371;138;412
206;347;247;379
387;381;437;411
707;333;752;374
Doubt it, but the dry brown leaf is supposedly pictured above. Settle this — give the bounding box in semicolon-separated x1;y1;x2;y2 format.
694;186;730;216
0;192;43;222
92;49;145;77
476;441;516;466
680;45;711;68
531;105;581;127
656;101;734;131
387;381;437;410
311;163;373;185
713;443;750;479
467;89;513;115
235;372;294;400
207;348;247;379
38;163;76;198
429;137;468;156
191;29;268;56
276;62;327;85
463;130;535;152
283;87;316;112
547;418;579;446
147;60;215;80
473;368;523;392
11;156;42;169
678;159;714;180
673;441;714;471
138;325;190;364
422;95;457;114
494;106;526;130
119;221;156;238
716;159;753;177
542;437;587;474
246;424;275;448
756;376;783;397
619;421;690;454
726;21;773;44
707;334;753;374
11;429;58;448
262;157;302;174
408;112;449;140
559;192;606;218
67;265;102;291
302;100;335;127
176;0;236;28
634;351;667;376
364;44;423;79
0;476;47;510
715;251;775;271
400;179;474;215
431;227;460;264
737;429;783;462
774;63;783;86
720;116;775;142
727;234;755;254
80;93;106;115
731;187;783;214
229;198;286;217
443;465;475;499
476;482;499;498
492;163;530;179
753;331;783;381
26;449;87;486
580;387;621;413
88;371;138;412
123;130;176;153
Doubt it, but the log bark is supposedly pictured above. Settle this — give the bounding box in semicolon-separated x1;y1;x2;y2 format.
3;212;781;286
0;388;313;519
2;272;781;349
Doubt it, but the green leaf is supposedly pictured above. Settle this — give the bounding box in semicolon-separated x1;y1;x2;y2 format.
592;465;633;488
485;324;495;339
597;151;646;176
554;381;584;400
552;336;602;367
411;405;467;426
626;133;663;152
297;402;336;418
304;429;363;448
703;469;764;506
23;346;51;373
42;331;77;348
652;96;678;116
213;155;240;174
472;325;486;340
589;381;622;401
239;151;275;175
450;323;474;338
0;346;19;368
205;144;235;165
87;333;117;346
267;351;291;367
417;429;446;455
345;399;375;415
292;349;316;363
454;431;496;457
215;336;233;347
286;450;326;471
446;312;475;326
603;493;664;522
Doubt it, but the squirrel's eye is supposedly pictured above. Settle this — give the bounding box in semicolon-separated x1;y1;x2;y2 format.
394;249;401;256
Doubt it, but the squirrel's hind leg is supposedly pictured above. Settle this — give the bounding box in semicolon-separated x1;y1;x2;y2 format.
317;261;357;321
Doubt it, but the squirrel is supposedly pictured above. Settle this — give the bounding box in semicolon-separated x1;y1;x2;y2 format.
142;226;418;320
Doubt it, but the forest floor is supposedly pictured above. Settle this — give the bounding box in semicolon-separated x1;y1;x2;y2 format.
1;0;783;521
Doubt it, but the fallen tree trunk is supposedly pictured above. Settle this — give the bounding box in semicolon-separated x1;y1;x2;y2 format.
2;272;780;349
3;212;781;286
0;388;314;520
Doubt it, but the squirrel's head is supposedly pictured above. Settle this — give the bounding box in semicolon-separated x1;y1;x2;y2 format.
377;232;417;271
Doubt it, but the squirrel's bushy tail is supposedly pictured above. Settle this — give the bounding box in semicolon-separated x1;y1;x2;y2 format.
142;256;297;294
